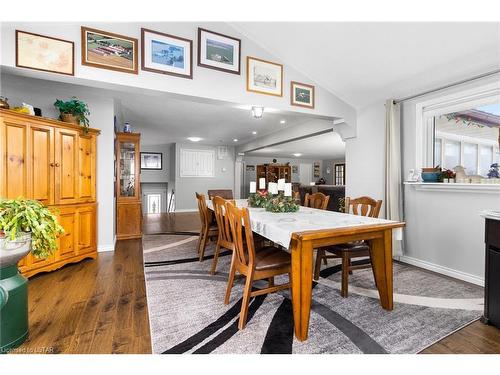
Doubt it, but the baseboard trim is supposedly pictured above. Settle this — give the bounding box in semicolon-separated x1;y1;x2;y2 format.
98;238;115;252
398;255;484;286
174;209;198;213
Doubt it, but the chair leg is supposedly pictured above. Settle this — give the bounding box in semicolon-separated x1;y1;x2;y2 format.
341;252;349;298
348;258;353;275
238;272;254;330
210;242;221;275
198;228;209;262
313;249;324;281
224;251;237;305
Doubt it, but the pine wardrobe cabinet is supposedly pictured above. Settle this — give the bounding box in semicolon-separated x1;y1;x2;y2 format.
0;109;99;278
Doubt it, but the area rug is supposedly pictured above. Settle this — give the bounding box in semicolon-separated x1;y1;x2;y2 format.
143;234;483;354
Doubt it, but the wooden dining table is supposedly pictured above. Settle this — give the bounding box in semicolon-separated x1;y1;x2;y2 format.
207;199;405;342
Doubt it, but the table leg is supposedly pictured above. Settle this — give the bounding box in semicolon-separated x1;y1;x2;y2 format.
369;229;393;310
291;239;314;341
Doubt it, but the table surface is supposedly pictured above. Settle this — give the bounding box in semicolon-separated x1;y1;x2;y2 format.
207;199;400;248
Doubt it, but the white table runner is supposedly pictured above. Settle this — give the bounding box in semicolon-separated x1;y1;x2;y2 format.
207;199;402;248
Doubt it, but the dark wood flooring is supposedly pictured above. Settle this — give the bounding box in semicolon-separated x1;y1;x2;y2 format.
13;212;500;354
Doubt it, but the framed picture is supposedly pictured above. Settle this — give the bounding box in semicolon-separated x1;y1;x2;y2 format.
246;165;255;172
81;26;138;74
198;28;241;75
291;81;315;109
314;162;321;178
246;56;283;97
16;30;74;75
142;28;193;79
292;165;298;174
141;152;163;170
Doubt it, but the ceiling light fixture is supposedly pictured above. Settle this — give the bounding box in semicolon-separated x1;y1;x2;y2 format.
280;120;286;124
187;137;202;142
293;153;302;157
233;138;238;142
252;131;257;135
251;106;264;119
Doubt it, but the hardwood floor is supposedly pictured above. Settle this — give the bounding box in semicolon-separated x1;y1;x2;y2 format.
10;212;500;354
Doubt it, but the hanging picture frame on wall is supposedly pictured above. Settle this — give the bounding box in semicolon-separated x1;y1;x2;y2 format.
141;28;193;79
291;81;315;109
141;152;163;170
81;26;138;74
246;56;283;97
16;30;74;75
198;28;241;75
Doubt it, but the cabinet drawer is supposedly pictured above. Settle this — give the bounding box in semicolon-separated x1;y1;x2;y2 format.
486;219;500;248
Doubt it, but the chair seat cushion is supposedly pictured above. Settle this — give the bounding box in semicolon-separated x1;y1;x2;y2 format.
326;241;369;253
255;246;291;271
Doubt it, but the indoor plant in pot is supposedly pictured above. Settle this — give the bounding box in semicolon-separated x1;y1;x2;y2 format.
0;198;64;352
54;97;90;133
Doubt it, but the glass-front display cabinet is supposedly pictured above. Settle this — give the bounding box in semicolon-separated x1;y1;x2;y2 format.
115;132;142;240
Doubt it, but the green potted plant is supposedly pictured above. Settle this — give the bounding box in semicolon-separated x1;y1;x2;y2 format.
0;198;64;352
54;97;90;133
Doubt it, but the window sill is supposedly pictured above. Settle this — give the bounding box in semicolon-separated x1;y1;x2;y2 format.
404;181;500;193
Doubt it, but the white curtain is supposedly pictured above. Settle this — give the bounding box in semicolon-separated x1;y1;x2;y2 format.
385;99;403;257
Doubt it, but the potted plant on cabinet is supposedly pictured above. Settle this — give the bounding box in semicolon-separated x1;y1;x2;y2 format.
0;198;64;352
54;97;90;133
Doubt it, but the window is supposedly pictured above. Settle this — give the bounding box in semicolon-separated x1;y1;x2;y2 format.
147;194;161;214
334;163;345;185
180;148;215;177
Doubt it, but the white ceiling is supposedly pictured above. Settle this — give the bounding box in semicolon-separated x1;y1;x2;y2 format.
245;131;345;160
232;22;500;108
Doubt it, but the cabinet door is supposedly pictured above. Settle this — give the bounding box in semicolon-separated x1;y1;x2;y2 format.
77;204;96;254
117;202;142;239
55;206;77;261
55;128;79;204
0;116;29;198
78;134;96;202
29;124;55;205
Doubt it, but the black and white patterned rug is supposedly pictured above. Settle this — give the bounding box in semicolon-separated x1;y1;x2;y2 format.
143;234;483;354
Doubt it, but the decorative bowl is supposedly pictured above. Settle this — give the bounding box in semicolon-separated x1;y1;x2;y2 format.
421;171;441;183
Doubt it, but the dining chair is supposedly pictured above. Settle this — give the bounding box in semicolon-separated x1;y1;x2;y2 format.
313;196;383;298
304;192;330;210
210;196;236;275
207;189;233;200
225;201;291;330
195;192;219;261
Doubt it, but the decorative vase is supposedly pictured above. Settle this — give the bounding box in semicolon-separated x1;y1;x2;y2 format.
0;232;31;353
123;122;132;133
60;113;79;125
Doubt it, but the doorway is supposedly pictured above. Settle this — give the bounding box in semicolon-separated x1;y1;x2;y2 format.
299;163;313;185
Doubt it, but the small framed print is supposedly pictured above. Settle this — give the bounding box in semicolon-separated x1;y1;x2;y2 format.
246;56;283;97
198;28;241;75
141;152;163;170
291;81;315;109
16;30;74;75
142;28;193;79
81;26;138;74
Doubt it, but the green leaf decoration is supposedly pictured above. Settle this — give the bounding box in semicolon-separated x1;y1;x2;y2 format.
54;96;91;133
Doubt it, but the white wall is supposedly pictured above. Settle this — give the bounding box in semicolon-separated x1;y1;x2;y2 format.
174;143;235;211
0;74;116;252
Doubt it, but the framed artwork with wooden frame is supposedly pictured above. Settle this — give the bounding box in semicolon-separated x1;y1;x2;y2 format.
291;81;315;109
141;28;193;79
81;26;138;74
197;28;241;75
16;30;74;76
246;56;283;97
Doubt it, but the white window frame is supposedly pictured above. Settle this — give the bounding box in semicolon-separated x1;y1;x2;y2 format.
180;148;215;178
415;82;500;171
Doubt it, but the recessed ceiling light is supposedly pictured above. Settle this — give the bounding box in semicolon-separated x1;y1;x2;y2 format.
233;138;238;142
252;131;257;135
280;120;286;124
251;106;264;119
187;137;202;142
293;153;302;157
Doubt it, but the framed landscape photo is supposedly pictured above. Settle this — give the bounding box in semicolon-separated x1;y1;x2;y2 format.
198;28;241;75
141;152;163;170
81;26;138;74
142;28;193;79
291;81;315;109
246;56;283;97
16;30;74;75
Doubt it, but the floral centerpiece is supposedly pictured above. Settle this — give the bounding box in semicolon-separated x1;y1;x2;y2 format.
265;193;300;213
441;168;456;183
248;190;271;208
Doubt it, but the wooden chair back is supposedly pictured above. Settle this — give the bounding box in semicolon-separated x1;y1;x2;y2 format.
212;196;234;250
345;196;382;218
195;192;211;230
208;189;233;200
304;192;330;210
226;201;256;271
